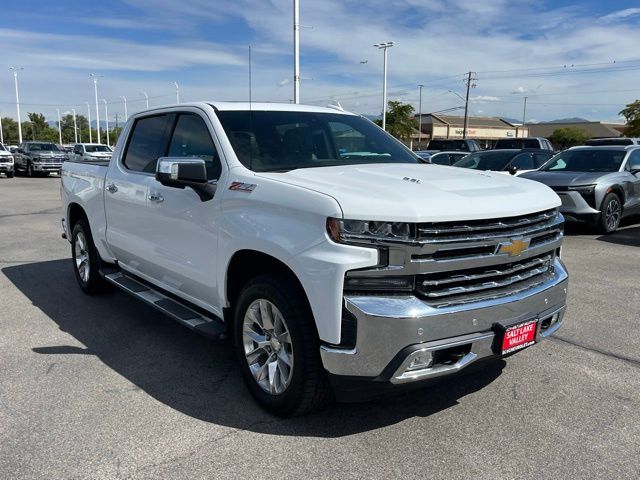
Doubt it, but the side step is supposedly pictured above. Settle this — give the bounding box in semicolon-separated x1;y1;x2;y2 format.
103;271;226;339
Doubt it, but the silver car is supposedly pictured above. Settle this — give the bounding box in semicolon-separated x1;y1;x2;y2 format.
521;146;640;233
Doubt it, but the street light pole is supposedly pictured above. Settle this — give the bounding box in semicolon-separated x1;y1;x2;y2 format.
521;96;528;137
173;82;180;104
141;91;149;109
120;96;128;121
90;74;103;144
418;84;424;149
102;99;109;147
72;109;78;143
293;0;300;104
85;102;92;143
373;42;394;131
9;67;24;144
56;108;62;145
0;115;3;144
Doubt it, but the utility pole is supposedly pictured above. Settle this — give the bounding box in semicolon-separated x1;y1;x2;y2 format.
85;102;92;143
0;115;3;144
102;99;109;147
293;0;300;103
521;96;528;137
462;71;477;139
90;74;103;144
418;84;424;149
9;67;24;144
56;108;62;145
72;109;78;143
374;42;394;130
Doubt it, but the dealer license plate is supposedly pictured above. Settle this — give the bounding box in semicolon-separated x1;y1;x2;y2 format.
500;320;537;355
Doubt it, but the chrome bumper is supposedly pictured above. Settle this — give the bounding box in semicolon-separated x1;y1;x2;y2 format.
321;258;568;381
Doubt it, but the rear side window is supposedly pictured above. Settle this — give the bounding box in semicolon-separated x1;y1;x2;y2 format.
168;114;222;180
510;153;534;170
123;115;172;173
533;152;552;168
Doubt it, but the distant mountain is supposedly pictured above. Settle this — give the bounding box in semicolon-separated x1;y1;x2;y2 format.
539;117;590;124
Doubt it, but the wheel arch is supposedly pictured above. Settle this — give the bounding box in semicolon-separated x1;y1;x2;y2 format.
67;202;89;230
606;184;625;207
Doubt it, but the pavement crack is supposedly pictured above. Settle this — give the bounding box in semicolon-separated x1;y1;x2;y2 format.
550;335;640;367
0;207;61;219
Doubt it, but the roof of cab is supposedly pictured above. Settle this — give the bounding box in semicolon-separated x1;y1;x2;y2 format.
207;101;355;115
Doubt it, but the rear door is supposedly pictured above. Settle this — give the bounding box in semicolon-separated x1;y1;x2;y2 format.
141;110;226;310
104;113;173;276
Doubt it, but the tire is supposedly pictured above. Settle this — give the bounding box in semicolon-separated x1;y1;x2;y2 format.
597;192;622;234
6;171;14;178
27;162;34;177
71;219;111;294
234;273;332;416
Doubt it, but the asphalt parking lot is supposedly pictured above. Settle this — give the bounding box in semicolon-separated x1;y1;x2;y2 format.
1;176;639;479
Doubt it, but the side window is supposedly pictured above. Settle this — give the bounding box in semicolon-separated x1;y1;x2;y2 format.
122;114;171;173
168;114;222;180
510;153;534;170
627;150;640;171
533;152;552;168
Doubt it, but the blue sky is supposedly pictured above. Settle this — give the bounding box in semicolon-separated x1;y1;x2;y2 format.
1;0;640;124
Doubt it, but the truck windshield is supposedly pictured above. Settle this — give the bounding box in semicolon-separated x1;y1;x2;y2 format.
454;151;515;170
28;143;60;152
85;145;111;152
541;149;625;172
216;110;419;172
0;144;6;151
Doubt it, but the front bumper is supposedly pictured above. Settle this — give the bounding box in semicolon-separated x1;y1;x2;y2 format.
321;258;568;393
556;191;600;221
0;163;14;172
32;162;63;173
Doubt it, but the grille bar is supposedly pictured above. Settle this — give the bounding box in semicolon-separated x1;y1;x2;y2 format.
419;209;557;235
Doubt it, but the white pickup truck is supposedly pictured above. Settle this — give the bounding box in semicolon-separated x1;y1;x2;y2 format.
61;102;568;416
69;143;113;162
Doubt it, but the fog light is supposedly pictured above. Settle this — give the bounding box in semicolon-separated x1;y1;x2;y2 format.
406;351;433;371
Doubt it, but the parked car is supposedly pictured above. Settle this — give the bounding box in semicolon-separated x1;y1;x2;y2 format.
414;150;432;162
14;141;65;176
520;146;640;233
59;145;74;160
584;138;640;146
494;137;555;151
425;138;481;154
453;149;555;175
69;143;113;162
428;151;469;166
0;142;15;178
61;101;568;416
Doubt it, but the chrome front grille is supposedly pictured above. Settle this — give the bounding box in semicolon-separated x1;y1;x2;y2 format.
345;208;564;308
417;254;554;306
417;209;559;244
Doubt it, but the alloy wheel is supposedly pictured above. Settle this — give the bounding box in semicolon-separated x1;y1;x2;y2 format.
605;198;621;231
242;299;294;395
74;231;90;283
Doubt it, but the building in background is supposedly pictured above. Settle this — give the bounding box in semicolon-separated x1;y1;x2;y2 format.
414;114;529;149
528;121;625;139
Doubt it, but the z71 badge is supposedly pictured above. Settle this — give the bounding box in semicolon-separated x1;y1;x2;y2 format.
229;181;257;192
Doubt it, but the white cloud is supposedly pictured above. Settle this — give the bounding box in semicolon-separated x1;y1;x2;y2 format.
472;95;500;103
512;87;528;94
599;8;640;22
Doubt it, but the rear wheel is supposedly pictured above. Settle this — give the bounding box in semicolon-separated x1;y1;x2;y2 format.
597;192;622;233
71;219;111;294
234;273;332;416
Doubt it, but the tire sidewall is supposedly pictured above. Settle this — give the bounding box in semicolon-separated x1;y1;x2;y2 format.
71;220;106;294
599;192;622;233
233;276;311;415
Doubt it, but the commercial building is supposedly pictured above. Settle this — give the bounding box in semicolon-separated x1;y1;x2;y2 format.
413;114;529;149
527;121;625;139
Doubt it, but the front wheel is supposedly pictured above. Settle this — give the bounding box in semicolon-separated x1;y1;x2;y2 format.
6;171;14;178
27;162;34;177
598;192;622;233
71;219;111;294
234;273;332;416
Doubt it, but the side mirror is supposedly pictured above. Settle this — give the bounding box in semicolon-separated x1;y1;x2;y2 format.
509;165;519;175
155;157;216;201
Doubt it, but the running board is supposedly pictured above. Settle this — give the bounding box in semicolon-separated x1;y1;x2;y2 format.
103;271;226;339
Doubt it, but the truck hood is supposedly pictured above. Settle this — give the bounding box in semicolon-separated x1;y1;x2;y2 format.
520;170;612;187
257;163;560;222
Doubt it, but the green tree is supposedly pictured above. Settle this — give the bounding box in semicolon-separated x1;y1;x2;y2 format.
1;117;20;144
549;127;591;150
375;101;417;142
619;100;640;136
26;112;57;142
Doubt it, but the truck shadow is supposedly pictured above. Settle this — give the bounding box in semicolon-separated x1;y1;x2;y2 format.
3;259;505;438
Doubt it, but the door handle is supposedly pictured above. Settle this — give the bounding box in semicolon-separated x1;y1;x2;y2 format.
105;183;118;193
148;193;164;203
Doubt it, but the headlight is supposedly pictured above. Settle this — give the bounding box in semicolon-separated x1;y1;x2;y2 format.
568;185;595;195
327;218;412;244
